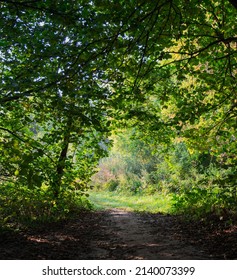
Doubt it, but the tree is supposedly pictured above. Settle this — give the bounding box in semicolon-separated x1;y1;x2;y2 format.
0;0;236;202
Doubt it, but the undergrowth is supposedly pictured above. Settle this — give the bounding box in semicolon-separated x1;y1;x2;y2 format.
172;185;237;220
0;182;92;230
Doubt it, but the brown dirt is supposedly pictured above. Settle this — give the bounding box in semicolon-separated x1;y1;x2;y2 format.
0;209;236;260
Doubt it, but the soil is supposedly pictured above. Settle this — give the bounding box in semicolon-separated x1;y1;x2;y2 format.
0;209;237;260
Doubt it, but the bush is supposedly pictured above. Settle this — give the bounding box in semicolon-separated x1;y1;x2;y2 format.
104;179;119;192
172;185;237;219
0;182;91;228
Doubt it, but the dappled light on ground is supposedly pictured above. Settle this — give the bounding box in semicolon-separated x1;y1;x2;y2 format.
1;209;236;259
90;209;210;260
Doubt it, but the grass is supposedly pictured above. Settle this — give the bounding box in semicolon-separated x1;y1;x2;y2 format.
88;190;173;213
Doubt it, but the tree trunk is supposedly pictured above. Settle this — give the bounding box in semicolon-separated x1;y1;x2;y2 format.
52;119;72;199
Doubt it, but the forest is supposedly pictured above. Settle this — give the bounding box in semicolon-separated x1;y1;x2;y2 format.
0;0;237;259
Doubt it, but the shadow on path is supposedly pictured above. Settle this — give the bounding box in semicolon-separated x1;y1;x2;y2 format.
0;209;236;259
90;209;210;260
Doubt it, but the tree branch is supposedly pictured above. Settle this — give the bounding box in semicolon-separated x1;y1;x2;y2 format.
0;127;27;143
0;126;55;163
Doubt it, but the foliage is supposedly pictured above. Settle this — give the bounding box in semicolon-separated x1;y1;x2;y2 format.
92;129;237;219
0;0;237;223
172;185;237;219
92;130;195;194
0;182;92;228
91;130;159;194
171;164;237;218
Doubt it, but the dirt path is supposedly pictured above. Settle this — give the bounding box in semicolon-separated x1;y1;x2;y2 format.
90;209;210;260
0;209;236;259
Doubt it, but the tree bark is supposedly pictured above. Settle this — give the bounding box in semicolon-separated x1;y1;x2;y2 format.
51;118;72;198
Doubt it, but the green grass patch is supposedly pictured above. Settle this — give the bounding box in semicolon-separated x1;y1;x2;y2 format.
88;190;173;213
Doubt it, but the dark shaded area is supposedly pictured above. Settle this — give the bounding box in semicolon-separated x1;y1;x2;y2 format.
228;0;237;10
0;211;236;260
140;213;237;260
178;214;237;259
0;211;109;260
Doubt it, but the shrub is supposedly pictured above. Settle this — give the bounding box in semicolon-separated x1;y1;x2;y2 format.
0;182;91;228
172;185;237;219
104;179;119;192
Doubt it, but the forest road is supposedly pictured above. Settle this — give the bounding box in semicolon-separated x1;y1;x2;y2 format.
1;208;235;259
90;209;211;260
